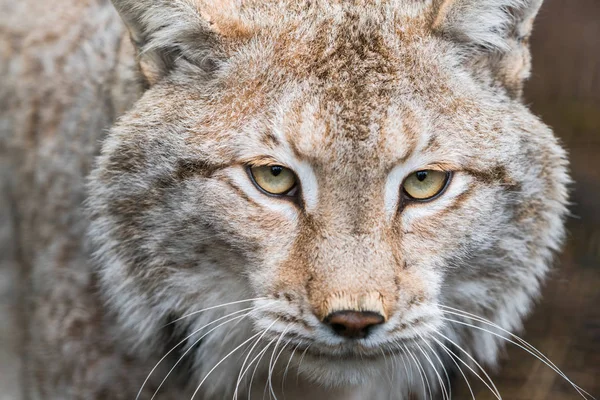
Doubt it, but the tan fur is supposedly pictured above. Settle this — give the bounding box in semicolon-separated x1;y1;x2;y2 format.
1;0;572;399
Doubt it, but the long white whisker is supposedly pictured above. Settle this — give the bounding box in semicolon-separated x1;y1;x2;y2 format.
190;319;279;400
295;344;312;386
272;338;293;380
416;334;450;400
248;341;276;400
440;305;570;373
222;304;271;345
420;335;452;400
152;306;272;400
234;327;275;400
281;341;301;398
404;344;431;400
398;345;413;388
441;316;591;400
271;341;292;400
382;346;394;400
268;330;292;400
415;341;446;400
164;297;267;327
427;326;502;400
439;306;593;399
137;305;258;400
390;346;402;397
237;337;279;400
266;325;291;400
429;332;496;399
414;345;434;400
434;336;475;400
440;305;572;378
380;347;394;389
233;336;263;400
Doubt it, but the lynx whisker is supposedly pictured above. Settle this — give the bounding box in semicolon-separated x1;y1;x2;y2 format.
295;343;313;386
262;326;290;400
163;297;267;327
403;344;431;400
267;328;292;400
429;333;492;399
269;343;291;400
151;306;273;400
434;336;476;400
137;305;256;400
419;333;452;400
234;326;277;400
440;315;593;399
398;345;413;389
413;345;434;400
234;336;279;400
440;305;565;369
439;305;594;399
415;340;448;400
223;303;275;345
248;341;277;400
233;335;263;400
427;326;502;400
272;338;293;380
281;341;301;397
379;347;394;388
152;303;277;400
190;319;280;400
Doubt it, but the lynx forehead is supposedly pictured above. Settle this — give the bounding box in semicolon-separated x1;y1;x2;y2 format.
2;0;575;398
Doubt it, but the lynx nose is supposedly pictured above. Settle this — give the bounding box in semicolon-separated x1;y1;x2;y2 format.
324;310;385;339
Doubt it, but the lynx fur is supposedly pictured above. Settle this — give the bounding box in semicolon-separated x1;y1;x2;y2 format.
0;0;570;399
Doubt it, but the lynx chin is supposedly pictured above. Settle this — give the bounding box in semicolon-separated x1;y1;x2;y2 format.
1;0;591;399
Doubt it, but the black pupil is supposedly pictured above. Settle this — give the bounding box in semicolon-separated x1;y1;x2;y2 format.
270;166;283;177
416;171;428;182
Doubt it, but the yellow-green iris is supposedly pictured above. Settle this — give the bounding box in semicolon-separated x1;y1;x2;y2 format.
250;165;297;195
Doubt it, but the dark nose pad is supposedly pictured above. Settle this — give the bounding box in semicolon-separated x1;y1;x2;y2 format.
324;310;385;339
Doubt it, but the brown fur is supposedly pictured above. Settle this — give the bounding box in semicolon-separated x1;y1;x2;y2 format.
1;0;572;399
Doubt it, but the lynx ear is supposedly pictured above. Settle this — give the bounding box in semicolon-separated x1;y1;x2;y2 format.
433;0;544;98
111;0;250;86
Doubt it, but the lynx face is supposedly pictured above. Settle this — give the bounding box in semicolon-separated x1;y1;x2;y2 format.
89;0;568;396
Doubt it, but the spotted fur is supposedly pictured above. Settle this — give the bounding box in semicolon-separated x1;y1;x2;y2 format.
1;0;569;399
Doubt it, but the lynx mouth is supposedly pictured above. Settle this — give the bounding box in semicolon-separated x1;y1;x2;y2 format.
299;342;406;361
264;332;413;361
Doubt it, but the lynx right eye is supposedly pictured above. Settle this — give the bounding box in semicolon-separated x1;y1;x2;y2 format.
249;165;297;196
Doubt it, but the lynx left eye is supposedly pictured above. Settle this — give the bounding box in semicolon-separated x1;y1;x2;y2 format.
249;165;297;196
402;170;450;201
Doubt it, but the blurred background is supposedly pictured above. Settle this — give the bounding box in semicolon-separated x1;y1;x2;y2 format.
454;0;600;398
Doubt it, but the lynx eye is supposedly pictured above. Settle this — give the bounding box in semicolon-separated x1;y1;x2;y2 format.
249;165;297;196
402;170;450;201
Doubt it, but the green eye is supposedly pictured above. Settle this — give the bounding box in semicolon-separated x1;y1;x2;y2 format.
402;170;450;200
249;165;297;195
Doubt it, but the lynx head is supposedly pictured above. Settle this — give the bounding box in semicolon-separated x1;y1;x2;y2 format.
88;0;568;393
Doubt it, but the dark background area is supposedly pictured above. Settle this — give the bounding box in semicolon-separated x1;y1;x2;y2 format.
454;0;600;398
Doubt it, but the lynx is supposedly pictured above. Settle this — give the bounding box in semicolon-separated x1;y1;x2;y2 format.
0;0;589;399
